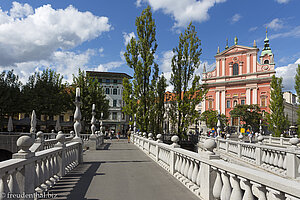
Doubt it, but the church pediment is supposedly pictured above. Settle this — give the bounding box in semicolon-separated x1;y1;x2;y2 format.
215;45;258;58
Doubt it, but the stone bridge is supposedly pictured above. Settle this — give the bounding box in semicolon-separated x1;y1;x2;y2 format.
1;131;300;200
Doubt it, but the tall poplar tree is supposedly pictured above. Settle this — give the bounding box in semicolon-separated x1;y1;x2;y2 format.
294;64;300;136
267;75;288;136
169;22;207;136
123;6;159;132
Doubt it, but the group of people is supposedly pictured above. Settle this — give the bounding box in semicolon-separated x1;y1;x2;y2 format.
105;129;131;143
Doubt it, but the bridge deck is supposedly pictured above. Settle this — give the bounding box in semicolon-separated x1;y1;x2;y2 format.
46;139;199;200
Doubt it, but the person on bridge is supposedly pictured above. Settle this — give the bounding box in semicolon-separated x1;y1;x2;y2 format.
108;130;112;140
117;131;120;141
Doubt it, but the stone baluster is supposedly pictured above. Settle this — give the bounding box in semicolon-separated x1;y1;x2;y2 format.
266;187;284;200
220;170;232;200
251;182;267;200
229;174;243;199
0;173;9;199
191;162;199;184
212;168;222;200
8;168;20;194
180;157;186;175
240;177;254;200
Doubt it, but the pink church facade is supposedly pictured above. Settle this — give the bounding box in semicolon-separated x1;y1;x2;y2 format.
202;35;275;126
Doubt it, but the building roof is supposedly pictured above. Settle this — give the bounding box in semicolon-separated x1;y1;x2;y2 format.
86;71;132;79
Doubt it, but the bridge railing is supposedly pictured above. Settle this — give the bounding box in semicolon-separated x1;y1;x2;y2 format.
198;135;300;180
262;135;298;147
132;132;300;200
0;133;83;200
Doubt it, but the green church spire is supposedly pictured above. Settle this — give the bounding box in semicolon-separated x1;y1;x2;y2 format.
261;27;273;57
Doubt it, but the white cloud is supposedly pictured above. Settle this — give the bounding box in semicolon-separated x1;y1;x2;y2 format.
99;47;104;57
270;26;300;39
275;0;290;4
1;49;96;84
0;2;111;66
94;61;124;72
10;2;33;18
266;18;284;31
123;32;136;46
230;13;241;24
276;58;300;92
137;0;226;28
249;26;258;32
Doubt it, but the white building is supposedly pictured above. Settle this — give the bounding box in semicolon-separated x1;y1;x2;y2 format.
87;71;132;134
283;91;298;126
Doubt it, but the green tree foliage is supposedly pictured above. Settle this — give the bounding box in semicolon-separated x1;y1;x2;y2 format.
295;64;300;136
267;75;289;136
230;104;262;132
200;110;227;129
72;69;109;131
123;6;159;132
169;22;207;136
0;70;23;129
22;68;71;118
150;74;167;135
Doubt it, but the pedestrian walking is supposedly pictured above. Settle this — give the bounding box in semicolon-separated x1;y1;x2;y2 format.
127;129;131;143
117;131;120;141
108;130;112;140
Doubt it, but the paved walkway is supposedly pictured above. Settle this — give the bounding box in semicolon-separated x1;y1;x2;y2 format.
47;139;199;200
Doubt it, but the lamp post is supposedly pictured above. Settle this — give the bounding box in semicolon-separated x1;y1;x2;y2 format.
73;87;83;143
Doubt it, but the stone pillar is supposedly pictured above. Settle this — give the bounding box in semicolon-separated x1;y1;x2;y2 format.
54;131;66;177
12;136;35;199
216;90;220;113
246;88;251;105
89;104;98;150
200;139;219;200
252;88;257;105
170;136;180;175
286;137;300;178
222;58;225;76
216;60;220;77
221;90;225;115
253;54;257;73
247;54;250;73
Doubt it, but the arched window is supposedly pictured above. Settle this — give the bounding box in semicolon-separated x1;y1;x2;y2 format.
233;63;239;75
264;60;269;64
233;100;238;107
226;100;230;108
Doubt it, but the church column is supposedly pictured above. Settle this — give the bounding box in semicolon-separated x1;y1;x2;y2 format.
253;54;257;73
216;60;220;77
222;58;225;76
221;90;226;114
247;54;250;73
246;88;251;105
252;88;257;104
216;90;220;113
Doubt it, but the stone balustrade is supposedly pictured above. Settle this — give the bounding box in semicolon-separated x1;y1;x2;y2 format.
262;135;300;147
198;135;300;180
0;132;83;200
132;132;300;200
81;131;104;150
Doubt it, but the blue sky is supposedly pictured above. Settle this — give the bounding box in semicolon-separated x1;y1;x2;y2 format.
0;0;299;92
